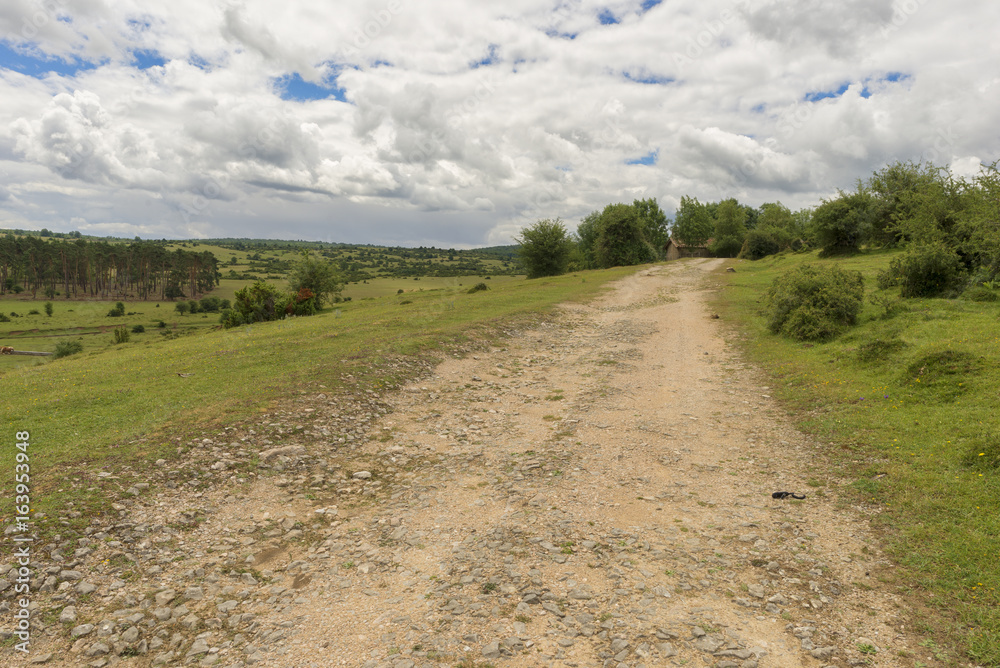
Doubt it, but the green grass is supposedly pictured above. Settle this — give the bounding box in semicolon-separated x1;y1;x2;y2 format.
0;296;238;367
717;248;1000;665
0;266;633;537
342;275;523;300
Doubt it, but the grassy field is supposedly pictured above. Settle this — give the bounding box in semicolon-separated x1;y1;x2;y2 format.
0;265;633;541
716;249;1000;665
342;274;524;300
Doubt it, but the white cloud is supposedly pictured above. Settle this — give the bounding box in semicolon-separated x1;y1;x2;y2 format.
0;0;998;244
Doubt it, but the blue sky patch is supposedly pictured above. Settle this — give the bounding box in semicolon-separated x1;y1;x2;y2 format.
624;71;674;85
627;150;658;166
132;49;167;70
0;41;98;78
805;80;880;102
545;29;578;40
471;44;500;69
804;83;849;102
640;0;663;12
274;72;347;102
598;9;620;25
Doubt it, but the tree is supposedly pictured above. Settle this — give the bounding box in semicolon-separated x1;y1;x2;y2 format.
574;212;602;270
866;161;943;246
811;190;873;256
672;196;714;246
175;301;190;315
288;252;343;306
632;198;669;258
594;204;657;268
44;301;53;316
516;219;573;278
709;198;747;258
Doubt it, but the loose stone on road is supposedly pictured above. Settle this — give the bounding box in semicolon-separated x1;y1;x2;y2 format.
16;259;929;668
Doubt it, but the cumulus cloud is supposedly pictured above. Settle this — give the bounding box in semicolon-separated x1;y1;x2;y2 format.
0;0;998;244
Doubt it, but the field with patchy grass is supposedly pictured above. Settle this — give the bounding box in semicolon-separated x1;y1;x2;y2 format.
717;249;1000;664
0;266;632;536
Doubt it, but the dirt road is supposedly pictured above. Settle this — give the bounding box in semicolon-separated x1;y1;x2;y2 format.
21;259;928;668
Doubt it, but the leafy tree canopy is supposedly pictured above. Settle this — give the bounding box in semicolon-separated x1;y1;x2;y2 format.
515;218;573;278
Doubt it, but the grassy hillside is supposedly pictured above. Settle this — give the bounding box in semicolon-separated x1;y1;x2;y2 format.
0;264;633;537
717;249;1000;665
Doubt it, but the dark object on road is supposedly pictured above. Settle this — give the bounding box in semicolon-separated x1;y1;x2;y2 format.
771;491;806;499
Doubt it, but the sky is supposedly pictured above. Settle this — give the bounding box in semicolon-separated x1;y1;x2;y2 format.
0;0;998;247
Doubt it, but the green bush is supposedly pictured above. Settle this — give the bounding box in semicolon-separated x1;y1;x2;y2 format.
812;192;871;256
594;207;657;268
467;283;489;293
44;302;53;316
28;309;40;315
897;242;965;298
962;286;999;302
220;309;244;328
740;229;781;260
53;340;83;359
113;327;130;344
107;302;125;317
199;296;222;312
0;313;9;322
175;301;190;315
709;236;744;258
223;281;292;329
131;324;145;334
188;300;201;314
766;264;865;340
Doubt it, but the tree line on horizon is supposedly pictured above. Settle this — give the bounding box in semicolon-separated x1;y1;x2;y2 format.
0;236;220;301
516;160;1000;289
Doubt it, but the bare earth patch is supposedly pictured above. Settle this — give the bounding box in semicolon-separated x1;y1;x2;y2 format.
9;259;934;668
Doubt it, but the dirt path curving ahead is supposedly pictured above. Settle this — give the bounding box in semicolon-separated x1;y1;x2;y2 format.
233;259;923;668
26;259;933;668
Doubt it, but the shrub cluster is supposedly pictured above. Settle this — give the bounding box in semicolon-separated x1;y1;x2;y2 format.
467;282;489;293
220;281;318;329
113;326;130;344
961;286;998;302
740;230;781;260
53;340;83;359
107;302;125;317
766;264;864;341
877;242;965;298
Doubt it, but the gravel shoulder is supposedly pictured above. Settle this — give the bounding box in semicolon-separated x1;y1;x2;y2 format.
6;259;928;668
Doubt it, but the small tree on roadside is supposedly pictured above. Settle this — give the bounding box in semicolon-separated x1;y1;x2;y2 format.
516;218;573;278
594;204;656;268
288;252;343;306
